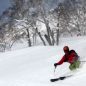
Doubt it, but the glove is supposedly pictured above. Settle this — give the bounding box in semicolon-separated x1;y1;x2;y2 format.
54;63;58;68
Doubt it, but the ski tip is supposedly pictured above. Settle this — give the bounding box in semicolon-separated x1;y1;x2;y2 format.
50;79;55;82
50;78;59;82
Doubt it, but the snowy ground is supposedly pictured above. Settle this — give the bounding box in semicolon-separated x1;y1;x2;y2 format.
0;36;86;86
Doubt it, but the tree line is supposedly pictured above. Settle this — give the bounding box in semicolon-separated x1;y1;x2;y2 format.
0;0;86;52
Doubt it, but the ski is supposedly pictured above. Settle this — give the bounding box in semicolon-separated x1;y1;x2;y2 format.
50;75;72;82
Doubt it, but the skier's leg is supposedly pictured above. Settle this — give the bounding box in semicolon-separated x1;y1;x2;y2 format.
69;61;80;70
69;62;76;70
75;60;80;68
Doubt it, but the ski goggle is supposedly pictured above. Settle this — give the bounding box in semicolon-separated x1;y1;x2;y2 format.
64;49;69;52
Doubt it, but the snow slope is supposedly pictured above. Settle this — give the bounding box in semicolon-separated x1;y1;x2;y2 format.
0;36;86;86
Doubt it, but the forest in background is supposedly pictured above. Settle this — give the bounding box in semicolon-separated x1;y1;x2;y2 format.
0;0;86;52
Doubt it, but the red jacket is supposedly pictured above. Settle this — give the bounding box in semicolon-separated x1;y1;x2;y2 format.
56;50;78;65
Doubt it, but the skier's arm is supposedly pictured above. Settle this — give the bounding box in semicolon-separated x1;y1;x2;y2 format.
56;55;66;65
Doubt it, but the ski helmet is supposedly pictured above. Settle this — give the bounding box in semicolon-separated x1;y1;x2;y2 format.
63;46;69;51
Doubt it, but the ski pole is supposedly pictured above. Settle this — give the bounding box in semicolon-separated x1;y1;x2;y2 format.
54;67;56;73
54;66;56;76
80;61;86;62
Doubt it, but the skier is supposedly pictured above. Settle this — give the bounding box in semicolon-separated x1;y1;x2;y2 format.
54;46;80;70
